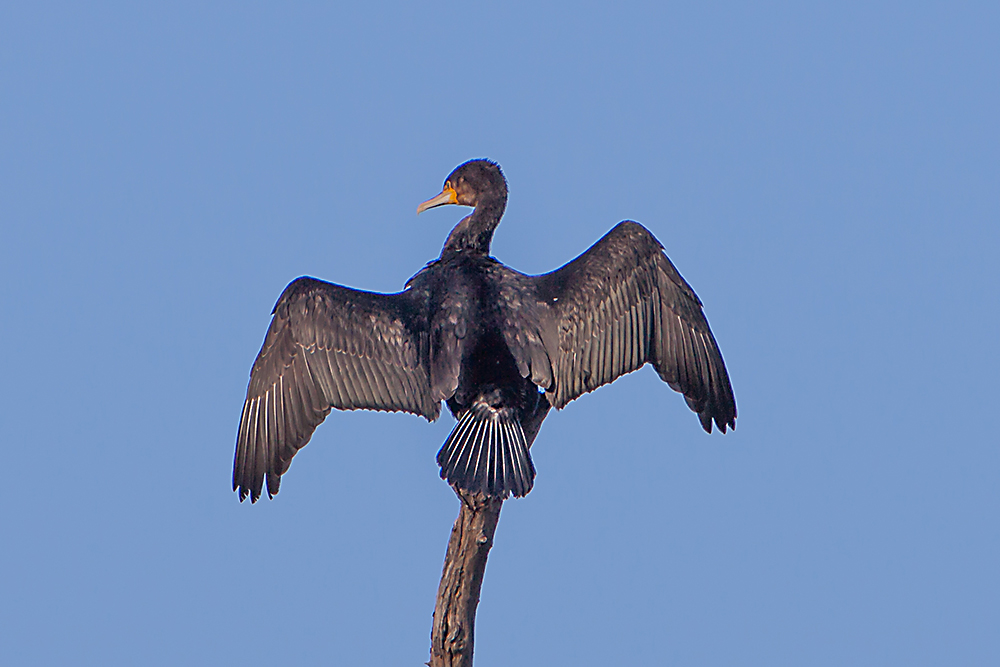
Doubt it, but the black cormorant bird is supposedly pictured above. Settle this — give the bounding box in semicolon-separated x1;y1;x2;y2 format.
234;159;736;502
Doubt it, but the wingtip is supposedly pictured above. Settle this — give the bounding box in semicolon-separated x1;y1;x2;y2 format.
699;410;713;433
714;413;736;434
698;409;736;435
233;480;265;503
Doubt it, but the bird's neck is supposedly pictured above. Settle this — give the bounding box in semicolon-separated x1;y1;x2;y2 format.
441;195;506;256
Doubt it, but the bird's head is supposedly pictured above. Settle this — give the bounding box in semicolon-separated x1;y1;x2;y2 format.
417;159;507;214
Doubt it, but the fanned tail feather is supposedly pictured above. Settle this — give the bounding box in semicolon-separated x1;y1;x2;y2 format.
437;402;535;498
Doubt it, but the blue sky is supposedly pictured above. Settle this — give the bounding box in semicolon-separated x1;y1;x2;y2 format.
1;2;997;665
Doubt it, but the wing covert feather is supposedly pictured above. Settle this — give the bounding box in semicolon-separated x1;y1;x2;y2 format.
234;277;438;502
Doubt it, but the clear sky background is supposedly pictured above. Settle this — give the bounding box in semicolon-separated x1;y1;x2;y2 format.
2;2;997;665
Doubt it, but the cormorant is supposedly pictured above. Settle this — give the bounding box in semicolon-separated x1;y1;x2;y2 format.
234;159;736;502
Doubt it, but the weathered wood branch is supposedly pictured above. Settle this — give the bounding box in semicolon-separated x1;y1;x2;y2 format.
429;489;504;667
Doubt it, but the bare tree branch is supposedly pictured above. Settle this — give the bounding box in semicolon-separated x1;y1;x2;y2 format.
429;490;504;667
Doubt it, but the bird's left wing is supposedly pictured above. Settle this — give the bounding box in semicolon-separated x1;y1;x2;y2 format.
234;277;437;502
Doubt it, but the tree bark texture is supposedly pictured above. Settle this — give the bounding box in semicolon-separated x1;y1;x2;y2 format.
429;489;504;667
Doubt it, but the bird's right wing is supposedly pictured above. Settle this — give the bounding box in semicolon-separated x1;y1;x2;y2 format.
528;221;736;432
234;277;438;502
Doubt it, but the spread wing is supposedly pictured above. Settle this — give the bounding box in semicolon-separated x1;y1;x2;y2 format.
234;277;438;502
529;221;736;432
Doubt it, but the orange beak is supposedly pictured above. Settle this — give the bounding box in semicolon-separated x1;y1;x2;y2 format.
417;185;459;214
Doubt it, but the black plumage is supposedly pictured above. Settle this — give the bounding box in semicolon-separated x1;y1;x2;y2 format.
234;159;736;502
